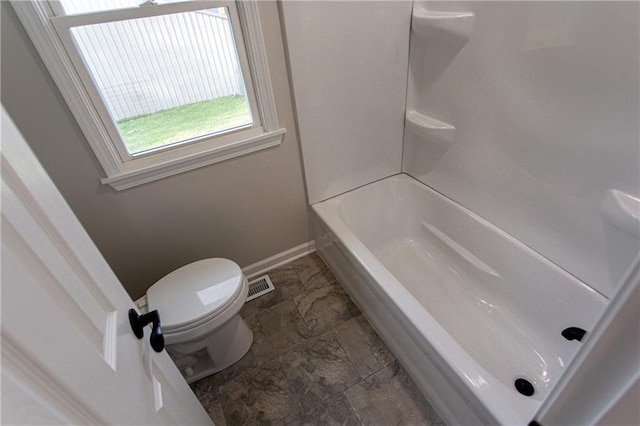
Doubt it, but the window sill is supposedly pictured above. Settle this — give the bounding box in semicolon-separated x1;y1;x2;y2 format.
101;127;286;190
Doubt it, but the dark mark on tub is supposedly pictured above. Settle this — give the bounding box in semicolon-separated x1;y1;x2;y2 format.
515;378;535;396
562;327;587;342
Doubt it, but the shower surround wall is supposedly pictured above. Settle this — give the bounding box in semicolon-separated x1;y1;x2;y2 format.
285;0;639;297
284;1;639;423
404;1;639;297
281;1;412;204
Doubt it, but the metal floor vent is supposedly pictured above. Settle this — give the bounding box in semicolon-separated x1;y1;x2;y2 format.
246;274;275;301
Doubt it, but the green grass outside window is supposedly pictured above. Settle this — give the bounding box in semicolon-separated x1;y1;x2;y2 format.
117;95;252;154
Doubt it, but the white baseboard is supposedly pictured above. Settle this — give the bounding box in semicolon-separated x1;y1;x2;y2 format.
242;241;316;279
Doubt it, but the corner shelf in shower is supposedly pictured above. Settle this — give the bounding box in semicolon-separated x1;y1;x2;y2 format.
405;110;455;144
412;8;475;44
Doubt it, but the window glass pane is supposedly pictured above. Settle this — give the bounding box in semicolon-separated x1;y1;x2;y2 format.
56;0;189;15
69;7;253;155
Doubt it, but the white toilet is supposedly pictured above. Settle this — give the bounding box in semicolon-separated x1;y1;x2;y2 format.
146;258;253;383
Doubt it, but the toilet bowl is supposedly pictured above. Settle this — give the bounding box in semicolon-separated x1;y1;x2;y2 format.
146;258;253;383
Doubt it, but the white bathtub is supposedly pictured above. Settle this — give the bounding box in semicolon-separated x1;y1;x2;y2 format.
311;174;607;425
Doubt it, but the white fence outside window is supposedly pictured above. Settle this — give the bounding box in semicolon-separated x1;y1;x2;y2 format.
73;10;245;122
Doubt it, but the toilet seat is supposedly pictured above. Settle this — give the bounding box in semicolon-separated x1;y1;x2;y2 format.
147;258;245;335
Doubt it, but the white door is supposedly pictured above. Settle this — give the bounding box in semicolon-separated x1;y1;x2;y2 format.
0;107;213;425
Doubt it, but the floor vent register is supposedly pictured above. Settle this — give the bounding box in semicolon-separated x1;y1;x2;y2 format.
246;274;275;301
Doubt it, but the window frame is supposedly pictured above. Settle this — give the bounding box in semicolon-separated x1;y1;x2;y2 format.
11;0;286;190
53;1;263;162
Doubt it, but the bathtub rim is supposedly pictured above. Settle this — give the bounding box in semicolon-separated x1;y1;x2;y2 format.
313;222;489;425
311;172;606;425
312;203;517;424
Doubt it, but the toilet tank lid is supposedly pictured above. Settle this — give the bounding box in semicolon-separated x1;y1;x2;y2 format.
146;258;244;329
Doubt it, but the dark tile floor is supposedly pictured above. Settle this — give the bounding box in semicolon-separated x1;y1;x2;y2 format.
191;253;445;426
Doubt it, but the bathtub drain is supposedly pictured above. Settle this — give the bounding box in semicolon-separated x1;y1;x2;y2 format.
515;378;535;397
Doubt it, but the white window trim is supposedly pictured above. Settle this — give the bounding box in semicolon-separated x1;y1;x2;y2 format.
51;1;265;167
11;0;286;191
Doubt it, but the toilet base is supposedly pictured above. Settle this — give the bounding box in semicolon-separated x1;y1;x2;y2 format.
167;314;253;384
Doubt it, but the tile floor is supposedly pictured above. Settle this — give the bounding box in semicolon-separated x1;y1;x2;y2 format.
191;253;445;426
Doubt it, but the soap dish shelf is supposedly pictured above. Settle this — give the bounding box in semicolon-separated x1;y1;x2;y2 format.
405;110;455;144
412;8;475;44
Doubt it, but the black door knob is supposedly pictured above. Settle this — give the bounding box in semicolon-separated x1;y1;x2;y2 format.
129;309;164;352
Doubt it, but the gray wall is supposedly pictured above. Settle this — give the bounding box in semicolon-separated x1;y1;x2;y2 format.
1;1;310;300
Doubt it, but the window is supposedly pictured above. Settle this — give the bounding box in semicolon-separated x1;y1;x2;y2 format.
11;0;285;190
